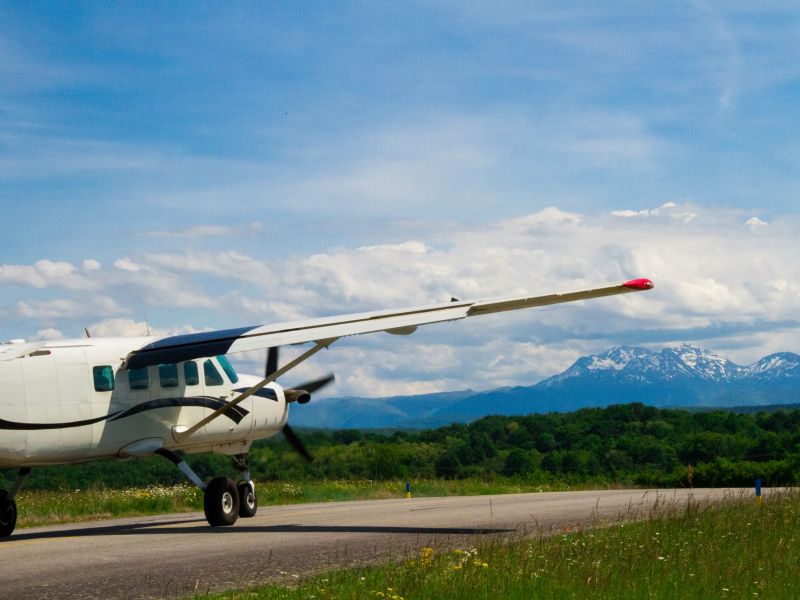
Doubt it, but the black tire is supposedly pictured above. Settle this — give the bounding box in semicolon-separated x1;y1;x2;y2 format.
203;477;239;527
0;491;16;538
237;481;258;518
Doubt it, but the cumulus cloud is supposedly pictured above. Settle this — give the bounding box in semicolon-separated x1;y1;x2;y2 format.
32;328;64;341
84;318;199;338
15;296;124;321
610;202;697;223
746;216;768;229
0;259;99;290
113;257;146;273
4;203;800;395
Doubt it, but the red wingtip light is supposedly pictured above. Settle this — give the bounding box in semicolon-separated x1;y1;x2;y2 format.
622;278;654;290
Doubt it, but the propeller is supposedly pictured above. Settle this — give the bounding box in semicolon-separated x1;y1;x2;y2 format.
266;347;335;463
282;423;313;462
266;346;279;379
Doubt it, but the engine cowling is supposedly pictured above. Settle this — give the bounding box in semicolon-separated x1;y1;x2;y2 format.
284;389;311;404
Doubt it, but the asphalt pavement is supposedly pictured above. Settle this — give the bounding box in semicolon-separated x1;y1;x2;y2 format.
0;487;755;599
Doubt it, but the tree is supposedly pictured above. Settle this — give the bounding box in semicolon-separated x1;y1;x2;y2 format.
435;451;463;479
502;449;534;477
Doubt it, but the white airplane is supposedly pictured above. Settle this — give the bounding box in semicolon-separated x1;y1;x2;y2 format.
0;278;653;536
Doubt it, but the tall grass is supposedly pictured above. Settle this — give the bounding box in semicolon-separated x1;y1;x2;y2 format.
200;490;800;599
15;478;582;528
16;484;204;527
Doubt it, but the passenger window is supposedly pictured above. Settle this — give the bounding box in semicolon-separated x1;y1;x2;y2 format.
203;359;224;386
159;363;179;388
128;367;149;390
184;362;199;386
216;355;239;384
93;366;114;392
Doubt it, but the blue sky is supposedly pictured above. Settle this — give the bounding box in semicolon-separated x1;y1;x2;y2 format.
1;3;799;396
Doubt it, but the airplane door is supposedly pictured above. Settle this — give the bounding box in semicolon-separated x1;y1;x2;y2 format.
200;357;253;439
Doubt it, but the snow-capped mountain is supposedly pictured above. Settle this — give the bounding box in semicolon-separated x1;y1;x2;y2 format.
746;352;800;380
540;344;800;386
292;345;800;429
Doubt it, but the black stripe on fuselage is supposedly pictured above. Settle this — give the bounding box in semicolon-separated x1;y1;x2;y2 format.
0;396;250;431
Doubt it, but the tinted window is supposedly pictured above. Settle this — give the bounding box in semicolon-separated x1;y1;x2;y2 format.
93;366;114;392
159;363;179;388
184;362;199;386
128;367;149;390
216;355;239;384
204;359;224;386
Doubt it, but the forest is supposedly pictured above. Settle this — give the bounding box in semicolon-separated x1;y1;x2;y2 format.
3;403;799;490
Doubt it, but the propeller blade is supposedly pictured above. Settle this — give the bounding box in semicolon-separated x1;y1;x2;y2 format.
266;347;279;378
282;423;313;462
292;373;335;395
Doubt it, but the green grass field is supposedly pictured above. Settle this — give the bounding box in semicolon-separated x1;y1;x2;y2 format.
15;479;586;528
198;491;798;600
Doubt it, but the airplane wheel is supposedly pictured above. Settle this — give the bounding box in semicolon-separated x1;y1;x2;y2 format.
203;477;239;527
237;481;257;518
0;491;16;538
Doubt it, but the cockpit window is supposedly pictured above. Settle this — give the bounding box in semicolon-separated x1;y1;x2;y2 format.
93;366;114;392
203;359;224;387
184;361;199;386
128;367;149;390
159;363;179;388
216;355;239;384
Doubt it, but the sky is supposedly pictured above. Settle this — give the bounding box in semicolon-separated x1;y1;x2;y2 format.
1;2;799;398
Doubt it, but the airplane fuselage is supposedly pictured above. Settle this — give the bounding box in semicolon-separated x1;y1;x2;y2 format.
0;338;287;468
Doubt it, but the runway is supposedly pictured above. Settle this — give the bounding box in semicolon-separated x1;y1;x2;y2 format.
0;488;752;599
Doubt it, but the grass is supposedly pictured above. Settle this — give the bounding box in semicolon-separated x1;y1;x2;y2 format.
197;491;799;600
16;484;204;527
15;478;590;528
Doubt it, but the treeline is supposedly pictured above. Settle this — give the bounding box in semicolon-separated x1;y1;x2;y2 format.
3;403;800;490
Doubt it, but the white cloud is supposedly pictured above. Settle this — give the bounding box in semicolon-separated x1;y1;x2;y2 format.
5;203;800;395
84;318;198;338
505;207;583;232
113;257;145;272
0;259;98;290
32;328;64;341
82;258;102;271
141;222;265;238
357;241;428;254
15;296;124;321
610;202;696;222
745;216;767;229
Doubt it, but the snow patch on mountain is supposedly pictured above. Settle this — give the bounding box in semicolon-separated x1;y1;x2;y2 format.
540;345;800;387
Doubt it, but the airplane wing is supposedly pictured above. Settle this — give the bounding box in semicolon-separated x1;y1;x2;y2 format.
124;279;653;369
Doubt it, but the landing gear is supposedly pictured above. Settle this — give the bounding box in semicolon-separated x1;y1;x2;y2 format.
0;468;31;538
203;477;240;526
237;481;257;518
0;491;16;538
233;453;257;519
156;449;257;527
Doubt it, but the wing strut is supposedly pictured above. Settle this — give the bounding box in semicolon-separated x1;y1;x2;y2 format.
173;338;338;442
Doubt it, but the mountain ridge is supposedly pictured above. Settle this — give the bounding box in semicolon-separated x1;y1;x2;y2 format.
289;345;800;429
